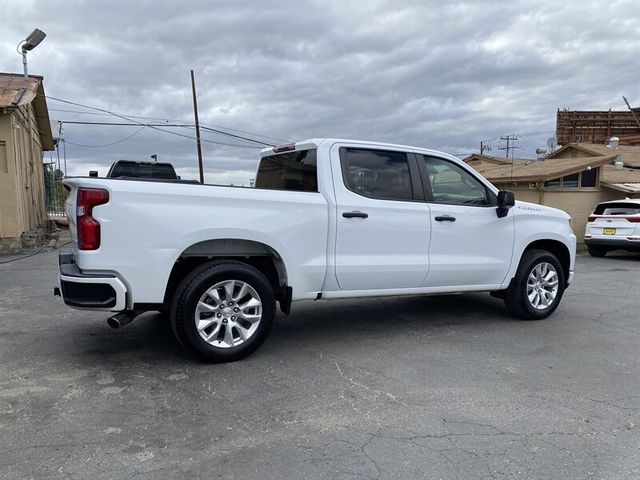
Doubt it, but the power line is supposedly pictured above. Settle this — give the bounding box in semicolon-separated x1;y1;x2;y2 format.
50;107;287;142
59;121;191;126
64;126;146;148
44;95;272;148
58;118;264;149
48;106;287;144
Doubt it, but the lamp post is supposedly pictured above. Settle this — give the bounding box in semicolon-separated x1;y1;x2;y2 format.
12;29;46;107
17;28;46;81
150;154;158;162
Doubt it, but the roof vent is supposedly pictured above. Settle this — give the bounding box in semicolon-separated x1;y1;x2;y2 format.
608;136;620;148
535;148;547;160
614;155;624;169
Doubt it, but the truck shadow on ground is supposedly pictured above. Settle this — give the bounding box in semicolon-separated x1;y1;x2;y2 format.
64;292;517;363
271;293;515;341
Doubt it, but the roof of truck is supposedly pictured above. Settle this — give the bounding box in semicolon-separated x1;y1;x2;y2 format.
260;138;457;161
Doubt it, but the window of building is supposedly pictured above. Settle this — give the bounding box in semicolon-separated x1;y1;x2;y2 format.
544;168;599;189
580;168;598;187
254;149;318;192
562;173;579;188
340;148;413;201
544;178;561;188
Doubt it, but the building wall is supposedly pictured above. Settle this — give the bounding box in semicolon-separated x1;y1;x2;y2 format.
552;148;587;159
0;103;47;246
498;184;636;247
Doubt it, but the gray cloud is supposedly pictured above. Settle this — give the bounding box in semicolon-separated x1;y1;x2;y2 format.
2;0;639;185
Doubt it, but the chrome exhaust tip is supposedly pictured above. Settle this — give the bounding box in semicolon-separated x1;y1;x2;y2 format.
107;311;136;329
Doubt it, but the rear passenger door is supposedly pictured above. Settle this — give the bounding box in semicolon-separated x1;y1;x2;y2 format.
332;145;431;291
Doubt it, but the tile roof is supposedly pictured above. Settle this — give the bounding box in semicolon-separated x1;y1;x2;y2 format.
553;143;640;168
603;183;640;193
0;72;53;150
468;155;614;183
0;73;42;108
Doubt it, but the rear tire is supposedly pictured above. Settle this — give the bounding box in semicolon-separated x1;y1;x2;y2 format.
504;249;565;320
587;245;608;257
171;260;275;363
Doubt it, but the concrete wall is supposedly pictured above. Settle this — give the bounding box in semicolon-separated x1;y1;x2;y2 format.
0;103;47;251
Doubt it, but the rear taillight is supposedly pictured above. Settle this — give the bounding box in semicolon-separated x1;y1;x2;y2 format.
272;143;295;153
587;216;596;222
77;188;109;250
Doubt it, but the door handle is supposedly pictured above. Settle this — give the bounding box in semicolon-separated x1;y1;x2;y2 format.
434;215;456;222
343;211;368;219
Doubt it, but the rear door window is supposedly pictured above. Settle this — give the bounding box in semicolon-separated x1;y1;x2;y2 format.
340;148;413;201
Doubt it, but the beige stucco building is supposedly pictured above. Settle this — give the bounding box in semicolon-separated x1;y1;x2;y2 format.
465;144;640;248
0;73;54;253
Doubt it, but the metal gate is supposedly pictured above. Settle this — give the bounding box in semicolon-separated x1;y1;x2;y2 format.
44;162;67;217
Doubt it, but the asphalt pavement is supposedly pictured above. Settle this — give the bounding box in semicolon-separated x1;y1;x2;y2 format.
0;244;638;479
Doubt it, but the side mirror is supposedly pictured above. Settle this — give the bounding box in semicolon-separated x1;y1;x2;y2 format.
89;170;98;177
496;190;515;218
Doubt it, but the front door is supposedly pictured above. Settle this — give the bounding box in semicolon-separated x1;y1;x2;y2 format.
417;154;515;288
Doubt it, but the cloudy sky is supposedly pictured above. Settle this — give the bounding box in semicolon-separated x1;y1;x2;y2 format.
1;0;638;184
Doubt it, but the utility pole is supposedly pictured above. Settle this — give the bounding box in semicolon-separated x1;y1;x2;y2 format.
499;134;519;159
480;141;492;155
190;69;205;184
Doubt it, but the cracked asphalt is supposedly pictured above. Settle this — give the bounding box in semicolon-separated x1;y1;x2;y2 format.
1;244;639;480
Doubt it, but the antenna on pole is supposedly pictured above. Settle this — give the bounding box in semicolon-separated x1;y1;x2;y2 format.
622;96;640;130
499;134;519;159
190;69;205;184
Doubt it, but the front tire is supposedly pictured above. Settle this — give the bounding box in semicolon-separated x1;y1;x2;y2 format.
504;249;565;320
171;260;275;363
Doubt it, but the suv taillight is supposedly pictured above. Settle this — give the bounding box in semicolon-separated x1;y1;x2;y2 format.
587;216;596;222
77;188;109;250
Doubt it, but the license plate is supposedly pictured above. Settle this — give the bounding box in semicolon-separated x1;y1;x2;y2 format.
603;228;616;235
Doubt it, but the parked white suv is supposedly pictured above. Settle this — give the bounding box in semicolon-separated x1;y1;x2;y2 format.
585;199;640;256
57;139;576;362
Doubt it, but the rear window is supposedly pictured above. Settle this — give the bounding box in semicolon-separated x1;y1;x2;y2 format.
110;162;177;179
594;202;640;215
255;149;318;192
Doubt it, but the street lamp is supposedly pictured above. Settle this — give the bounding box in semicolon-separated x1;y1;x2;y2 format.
12;29;45;107
17;28;46;81
150;154;158;162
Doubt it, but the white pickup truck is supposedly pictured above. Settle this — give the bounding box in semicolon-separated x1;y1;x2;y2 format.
57;138;576;362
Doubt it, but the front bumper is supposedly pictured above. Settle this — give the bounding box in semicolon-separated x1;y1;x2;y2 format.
58;249;127;311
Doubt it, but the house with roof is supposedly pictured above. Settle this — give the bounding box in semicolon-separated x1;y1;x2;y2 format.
464;145;640;246
0;72;54;253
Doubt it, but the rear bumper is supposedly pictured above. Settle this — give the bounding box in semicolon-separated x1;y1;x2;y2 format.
58;249;127;311
584;238;640;252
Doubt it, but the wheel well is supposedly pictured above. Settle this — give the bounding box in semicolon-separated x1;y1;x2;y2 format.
163;239;288;306
523;240;571;286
